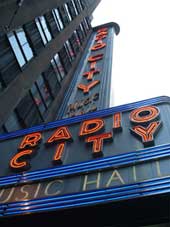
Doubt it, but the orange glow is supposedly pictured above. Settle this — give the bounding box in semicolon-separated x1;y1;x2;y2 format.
19;132;42;150
95;32;108;41
97;28;108;33
131;121;161;146
88;54;103;62
79;118;104;137
91;42;106;51
130;106;160;124
10;150;33;171
83;69;100;81
53;142;65;164
85;132;113;156
90;62;97;70
113;112;122;131
77;80;100;94
46;127;72;145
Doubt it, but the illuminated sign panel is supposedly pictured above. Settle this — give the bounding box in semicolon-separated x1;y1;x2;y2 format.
58;24;116;119
0;96;170;216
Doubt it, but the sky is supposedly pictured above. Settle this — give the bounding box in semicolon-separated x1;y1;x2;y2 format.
92;0;170;107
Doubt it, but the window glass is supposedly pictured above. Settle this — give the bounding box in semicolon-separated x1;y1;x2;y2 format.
64;3;72;21
80;23;86;36
77;0;83;11
54;9;64;30
83;18;90;31
31;83;46;115
16;27;34;61
65;40;75;60
5;111;21;132
7;32;26;67
51;59;62;82
71;0;78;15
52;9;61;31
36;75;53;107
35;18;47;45
54;53;66;79
74;30;81;46
39;16;52;42
35;16;52;45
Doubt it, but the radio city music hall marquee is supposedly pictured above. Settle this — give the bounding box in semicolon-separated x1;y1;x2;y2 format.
0;97;170;212
0;99;169;175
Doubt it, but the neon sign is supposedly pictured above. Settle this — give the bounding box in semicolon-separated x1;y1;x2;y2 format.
5;105;162;173
66;27;109;118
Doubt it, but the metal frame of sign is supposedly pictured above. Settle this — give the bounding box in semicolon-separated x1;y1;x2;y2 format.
0;96;170;217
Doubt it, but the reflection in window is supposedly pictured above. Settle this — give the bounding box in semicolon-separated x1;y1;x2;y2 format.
36;75;53;108
16;27;34;61
8;32;26;67
53;8;64;30
64;3;72;21
35;16;52;45
65;40;75;60
31;83;46;115
54;53;66;79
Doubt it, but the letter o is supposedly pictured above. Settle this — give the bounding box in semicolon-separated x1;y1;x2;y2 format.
130;106;160;124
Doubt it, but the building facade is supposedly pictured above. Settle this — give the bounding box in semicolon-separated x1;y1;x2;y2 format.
0;1;169;227
0;0;103;134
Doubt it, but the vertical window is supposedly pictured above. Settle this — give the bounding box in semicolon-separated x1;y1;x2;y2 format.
74;30;81;46
64;3;72;21
31;83;46;116
4;111;21;132
35;16;52;45
83;18;90;31
43;65;61;97
16;93;43;127
71;0;79;15
36;75;53;108
53;8;64;30
80;23;86;36
54;53;66;79
77;0;83;11
51;59;63;82
65;40;75;61
15;27;34;61
8;32;26;67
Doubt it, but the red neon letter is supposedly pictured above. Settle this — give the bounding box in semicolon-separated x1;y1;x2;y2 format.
79;118;104;137
95;33;107;41
53;142;65;165
46;127;72;145
91;42;106;51
88;54;103;62
10;150;33;172
83;69;100;81
113;112;122;132
86;132;113;157
77;80;100;94
90;61;97;70
19;132;42;150
130;106;160;124
97;28;108;33
130;121;161;147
